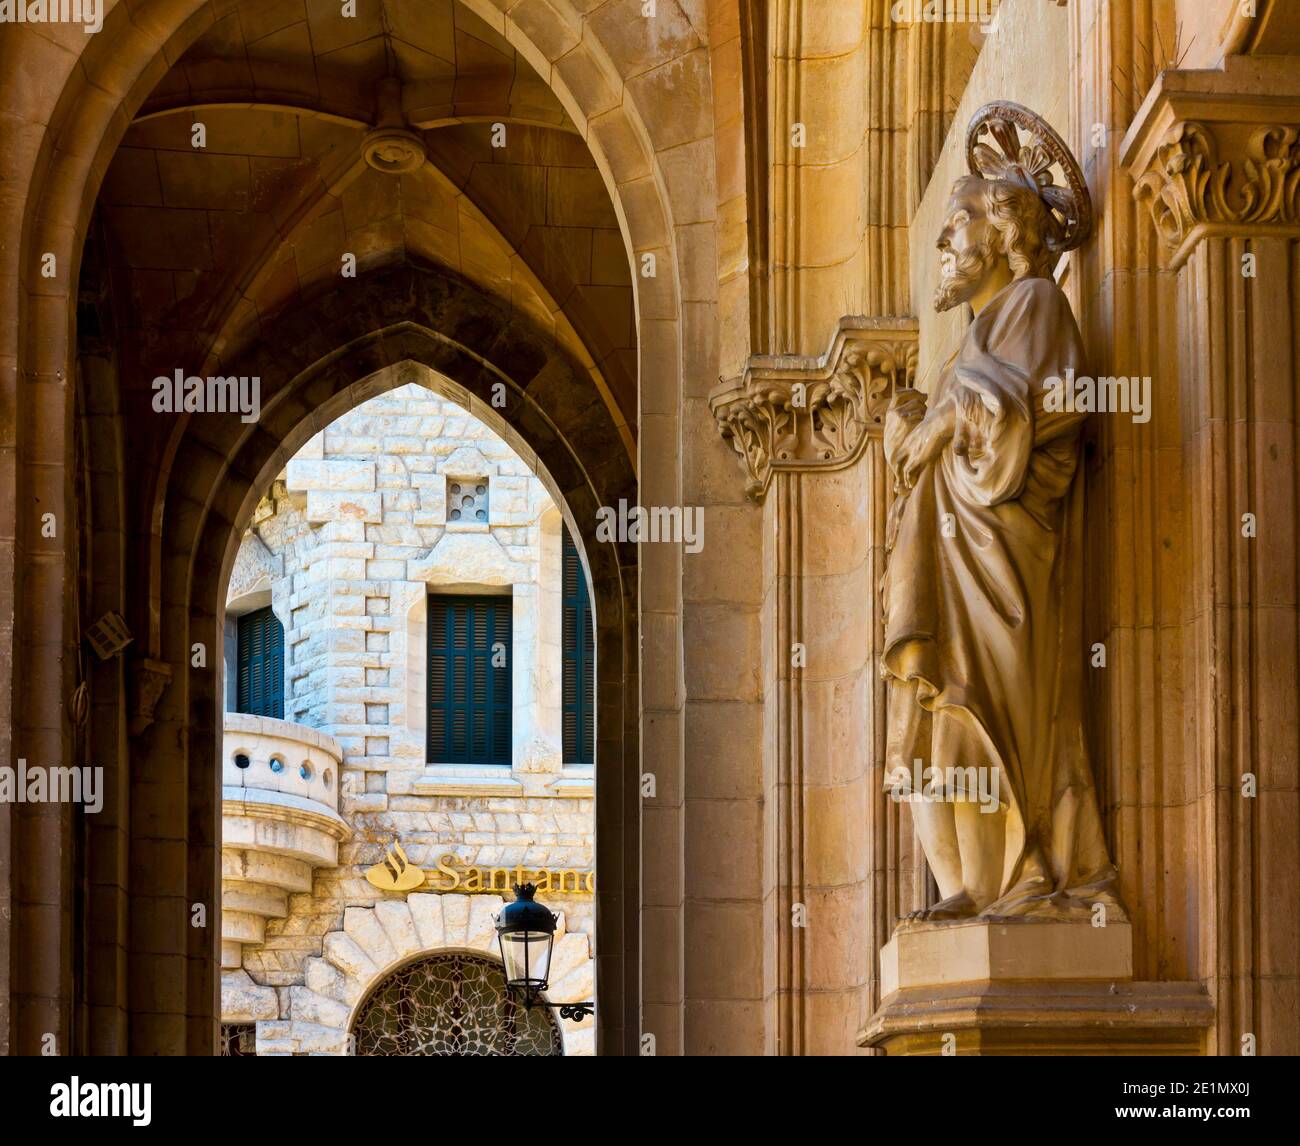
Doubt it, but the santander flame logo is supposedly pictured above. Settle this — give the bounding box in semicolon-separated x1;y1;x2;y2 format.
364;839;425;892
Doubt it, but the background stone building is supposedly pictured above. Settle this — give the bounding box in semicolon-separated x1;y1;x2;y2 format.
221;383;595;1054
0;0;1297;1060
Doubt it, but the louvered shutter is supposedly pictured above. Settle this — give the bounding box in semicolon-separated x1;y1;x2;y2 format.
236;607;284;718
428;595;512;765
562;528;595;765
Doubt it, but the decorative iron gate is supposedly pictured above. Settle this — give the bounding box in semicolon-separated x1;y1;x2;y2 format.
351;952;563;1056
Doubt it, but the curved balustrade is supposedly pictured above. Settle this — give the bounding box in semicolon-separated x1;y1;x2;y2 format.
222;714;351;968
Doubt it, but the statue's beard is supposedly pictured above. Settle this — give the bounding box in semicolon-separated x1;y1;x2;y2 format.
934;238;1000;313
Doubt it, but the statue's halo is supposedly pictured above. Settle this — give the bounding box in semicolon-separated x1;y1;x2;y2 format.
965;101;1093;255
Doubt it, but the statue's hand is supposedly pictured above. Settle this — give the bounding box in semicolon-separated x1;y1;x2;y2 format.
952;386;1002;457
897;402;957;489
884;391;927;468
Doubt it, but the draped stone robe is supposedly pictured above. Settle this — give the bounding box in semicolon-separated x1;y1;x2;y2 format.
881;275;1122;918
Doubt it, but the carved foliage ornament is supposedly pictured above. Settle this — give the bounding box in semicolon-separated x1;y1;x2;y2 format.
711;327;919;500
1133;121;1300;250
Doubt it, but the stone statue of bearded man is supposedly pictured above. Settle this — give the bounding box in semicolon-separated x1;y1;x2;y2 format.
881;104;1124;922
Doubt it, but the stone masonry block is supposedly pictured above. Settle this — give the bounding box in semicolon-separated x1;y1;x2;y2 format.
286;459;376;492
306;491;382;523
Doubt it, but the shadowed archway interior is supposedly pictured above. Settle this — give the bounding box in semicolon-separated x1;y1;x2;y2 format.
5;0;716;1059
30;0;661;1056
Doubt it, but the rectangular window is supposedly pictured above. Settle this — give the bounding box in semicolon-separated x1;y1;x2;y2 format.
562;528;595;765
236;606;284;718
427;595;512;765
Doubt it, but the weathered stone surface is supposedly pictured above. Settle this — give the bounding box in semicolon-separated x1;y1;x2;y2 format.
221;970;279;1022
306;491;384;523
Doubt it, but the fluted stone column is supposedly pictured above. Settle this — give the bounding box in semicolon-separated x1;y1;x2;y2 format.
1124;56;1300;1056
905;17;981;215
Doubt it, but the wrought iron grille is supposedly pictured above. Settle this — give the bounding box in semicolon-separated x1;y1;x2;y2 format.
351;952;563;1056
221;1022;257;1056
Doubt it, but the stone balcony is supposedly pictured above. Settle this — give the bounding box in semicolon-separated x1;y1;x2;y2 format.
222;713;351;969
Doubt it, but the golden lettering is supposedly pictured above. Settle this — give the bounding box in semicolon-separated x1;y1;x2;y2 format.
433;853;461;891
364;838;594;895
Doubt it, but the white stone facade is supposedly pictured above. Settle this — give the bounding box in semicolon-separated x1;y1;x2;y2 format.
222;383;594;1055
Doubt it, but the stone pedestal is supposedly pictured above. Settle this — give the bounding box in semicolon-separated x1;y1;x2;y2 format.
860;920;1213;1055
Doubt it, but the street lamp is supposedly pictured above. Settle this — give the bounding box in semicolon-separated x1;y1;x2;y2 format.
494;884;594;1021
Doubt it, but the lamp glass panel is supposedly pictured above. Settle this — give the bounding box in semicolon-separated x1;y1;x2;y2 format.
500;930;554;988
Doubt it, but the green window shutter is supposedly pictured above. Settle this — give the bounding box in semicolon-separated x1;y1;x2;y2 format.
562;528;595;765
236;607;284;718
428;595;512;765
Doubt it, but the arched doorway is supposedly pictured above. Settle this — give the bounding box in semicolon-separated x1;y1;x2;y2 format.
191;275;625;1053
352;952;562;1057
214;370;600;1048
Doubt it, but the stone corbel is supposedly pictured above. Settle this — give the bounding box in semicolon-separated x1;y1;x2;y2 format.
1122;57;1300;267
709;317;919;500
129;656;173;737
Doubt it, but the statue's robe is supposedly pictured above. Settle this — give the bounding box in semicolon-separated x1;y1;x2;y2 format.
881;275;1122;918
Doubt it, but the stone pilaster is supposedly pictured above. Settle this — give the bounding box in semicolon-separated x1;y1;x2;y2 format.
767;2;911;357
1123;56;1300;1056
1061;0;1205;1057
710;319;919;1054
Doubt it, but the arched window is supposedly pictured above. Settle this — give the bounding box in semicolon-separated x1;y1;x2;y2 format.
562;527;595;765
351;952;562;1056
236;606;284;718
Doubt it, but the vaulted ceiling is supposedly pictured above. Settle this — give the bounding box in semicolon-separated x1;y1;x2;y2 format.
91;0;636;452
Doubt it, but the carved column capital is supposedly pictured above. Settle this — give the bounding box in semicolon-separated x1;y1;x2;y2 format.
709;317;919;501
1122;58;1300;266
